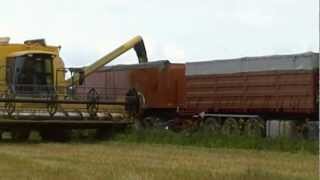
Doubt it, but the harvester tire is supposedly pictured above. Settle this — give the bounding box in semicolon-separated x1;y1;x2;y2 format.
96;127;114;140
11;129;30;141
40;129;71;142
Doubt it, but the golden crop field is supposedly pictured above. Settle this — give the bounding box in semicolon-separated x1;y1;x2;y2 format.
0;142;318;180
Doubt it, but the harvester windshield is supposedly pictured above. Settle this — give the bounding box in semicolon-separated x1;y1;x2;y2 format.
7;53;54;96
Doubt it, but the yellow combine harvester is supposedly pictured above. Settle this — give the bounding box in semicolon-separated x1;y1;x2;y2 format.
0;36;147;141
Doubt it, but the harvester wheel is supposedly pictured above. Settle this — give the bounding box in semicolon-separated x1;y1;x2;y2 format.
11;129;30;141
244;118;265;137
40;129;71;142
222;117;240;136
202;117;222;134
96;127;114;140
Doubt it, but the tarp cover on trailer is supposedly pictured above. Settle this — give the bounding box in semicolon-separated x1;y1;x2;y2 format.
101;60;170;71
186;52;319;76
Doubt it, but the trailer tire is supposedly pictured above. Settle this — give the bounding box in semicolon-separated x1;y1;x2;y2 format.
244;118;265;137
134;119;144;131
222;117;240;136
202;117;222;134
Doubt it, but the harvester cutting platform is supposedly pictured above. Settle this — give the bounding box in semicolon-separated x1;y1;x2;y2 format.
0;36;147;141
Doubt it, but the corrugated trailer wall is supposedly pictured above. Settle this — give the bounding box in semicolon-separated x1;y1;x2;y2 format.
185;52;319;120
81;61;185;110
126;63;185;109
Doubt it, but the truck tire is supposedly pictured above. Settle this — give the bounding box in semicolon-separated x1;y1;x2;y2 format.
222;117;240;136
244;118;265;137
202;117;222;134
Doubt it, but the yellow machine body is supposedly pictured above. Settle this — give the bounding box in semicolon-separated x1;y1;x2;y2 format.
0;41;64;93
0;36;147;115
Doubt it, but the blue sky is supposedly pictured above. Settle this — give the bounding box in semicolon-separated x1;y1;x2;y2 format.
1;0;319;67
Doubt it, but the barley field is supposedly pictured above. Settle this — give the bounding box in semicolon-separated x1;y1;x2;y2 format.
0;142;317;180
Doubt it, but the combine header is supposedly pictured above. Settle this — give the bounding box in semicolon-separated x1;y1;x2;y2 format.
0;36;147;141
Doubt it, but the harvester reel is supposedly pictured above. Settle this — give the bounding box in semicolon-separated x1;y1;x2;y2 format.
5;91;16;117
125;88;143;117
87;104;98;117
87;88;99;117
47;94;58;117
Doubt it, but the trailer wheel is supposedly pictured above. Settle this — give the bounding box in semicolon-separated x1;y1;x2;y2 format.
244;118;265;137
134;118;145;131
202;117;222;134
222;117;240;136
295;119;309;139
142;116;163;129
11;129;30;141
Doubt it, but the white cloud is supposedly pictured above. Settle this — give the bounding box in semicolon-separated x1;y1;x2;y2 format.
0;0;318;66
163;43;186;62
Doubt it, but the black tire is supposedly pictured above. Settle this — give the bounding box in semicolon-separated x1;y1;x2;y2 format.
244;118;265;137
202;117;222;134
142;116;164;129
40;129;71;142
0;131;2;140
134;118;145;131
96;126;114;140
222;117;240;136
11;129;30;141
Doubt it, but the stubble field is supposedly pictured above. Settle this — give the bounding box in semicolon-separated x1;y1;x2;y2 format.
0;142;318;180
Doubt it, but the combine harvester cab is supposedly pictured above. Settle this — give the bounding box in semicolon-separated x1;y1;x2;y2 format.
0;36;147;141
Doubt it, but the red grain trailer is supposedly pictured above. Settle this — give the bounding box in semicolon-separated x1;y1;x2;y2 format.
183;52;318;135
81;53;318;136
81;61;185;125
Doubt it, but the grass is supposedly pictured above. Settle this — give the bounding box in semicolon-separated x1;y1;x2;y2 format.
0;142;318;180
0;129;318;179
112;129;319;155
